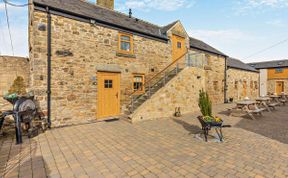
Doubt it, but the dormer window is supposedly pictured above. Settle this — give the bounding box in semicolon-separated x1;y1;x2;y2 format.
118;32;133;54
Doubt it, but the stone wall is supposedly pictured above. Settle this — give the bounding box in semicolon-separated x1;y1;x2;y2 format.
189;49;226;104
0;56;30;110
227;68;259;101
29;10;171;126
131;67;206;122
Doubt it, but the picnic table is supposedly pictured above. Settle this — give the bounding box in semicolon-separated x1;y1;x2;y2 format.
231;100;265;120
269;95;283;106
256;97;271;112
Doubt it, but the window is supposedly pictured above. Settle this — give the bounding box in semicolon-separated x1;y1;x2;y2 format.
213;81;219;90
254;81;258;89
118;32;133;54
177;42;182;49
234;81;238;89
275;68;284;73
104;80;113;88
133;75;144;93
250;81;253;89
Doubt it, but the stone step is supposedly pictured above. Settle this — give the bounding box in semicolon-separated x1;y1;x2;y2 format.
128;67;184;114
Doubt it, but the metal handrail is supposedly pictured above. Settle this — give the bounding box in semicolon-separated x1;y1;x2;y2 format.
128;50;189;112
130;49;189;97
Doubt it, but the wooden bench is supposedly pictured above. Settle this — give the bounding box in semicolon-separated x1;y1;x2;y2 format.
268;103;280;110
279;99;287;106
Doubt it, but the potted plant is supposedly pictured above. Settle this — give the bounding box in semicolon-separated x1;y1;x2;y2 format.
198;90;223;126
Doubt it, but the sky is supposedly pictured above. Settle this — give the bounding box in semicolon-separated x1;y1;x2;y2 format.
0;0;287;63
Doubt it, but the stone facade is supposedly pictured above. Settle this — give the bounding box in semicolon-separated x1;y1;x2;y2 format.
130;50;226;122
227;68;259;101
29;10;171;126
189;49;226;104
131;67;206;122
29;5;226;125
267;79;288;95
0;56;30;110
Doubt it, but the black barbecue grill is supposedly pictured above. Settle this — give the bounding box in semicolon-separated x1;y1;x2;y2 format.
0;94;47;144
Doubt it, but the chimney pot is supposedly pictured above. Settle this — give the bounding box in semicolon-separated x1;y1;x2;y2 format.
129;9;132;18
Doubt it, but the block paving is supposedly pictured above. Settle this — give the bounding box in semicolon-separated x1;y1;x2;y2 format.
0;104;288;178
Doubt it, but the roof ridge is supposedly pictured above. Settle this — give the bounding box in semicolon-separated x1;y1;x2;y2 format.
162;20;179;28
248;59;288;64
79;0;162;29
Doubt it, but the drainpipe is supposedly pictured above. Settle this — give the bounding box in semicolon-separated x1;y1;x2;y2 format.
224;56;228;103
46;7;52;128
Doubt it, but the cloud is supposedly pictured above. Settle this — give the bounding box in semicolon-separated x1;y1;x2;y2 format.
189;29;255;43
266;19;286;26
234;0;288;15
0;2;28;57
118;0;195;11
245;0;288;7
0;24;28;57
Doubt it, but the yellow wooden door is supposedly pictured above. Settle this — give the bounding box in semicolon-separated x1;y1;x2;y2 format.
97;72;120;118
243;81;247;97
276;81;284;95
172;34;186;62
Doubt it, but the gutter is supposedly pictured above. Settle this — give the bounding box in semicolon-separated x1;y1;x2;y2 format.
224;56;228;103
46;7;52;128
189;46;227;58
34;3;168;43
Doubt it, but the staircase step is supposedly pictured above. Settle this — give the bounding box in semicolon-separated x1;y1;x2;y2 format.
128;66;186;114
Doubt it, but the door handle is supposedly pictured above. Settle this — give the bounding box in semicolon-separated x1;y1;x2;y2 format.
116;92;119;98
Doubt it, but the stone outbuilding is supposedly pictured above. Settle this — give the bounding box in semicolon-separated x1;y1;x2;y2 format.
227;58;259;102
28;0;228;126
248;60;288;96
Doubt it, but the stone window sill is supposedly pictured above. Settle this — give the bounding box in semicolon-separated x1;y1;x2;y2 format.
116;52;136;58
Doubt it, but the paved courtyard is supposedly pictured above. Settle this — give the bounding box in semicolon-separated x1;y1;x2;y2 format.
0;104;288;178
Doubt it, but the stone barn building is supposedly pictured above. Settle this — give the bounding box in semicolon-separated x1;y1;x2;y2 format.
227;58;259;101
249;60;288;96
29;0;227;126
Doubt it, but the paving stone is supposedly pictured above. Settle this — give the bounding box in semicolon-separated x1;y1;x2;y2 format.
1;104;288;177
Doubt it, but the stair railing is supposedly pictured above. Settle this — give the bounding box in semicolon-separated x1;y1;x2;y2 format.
129;49;189;111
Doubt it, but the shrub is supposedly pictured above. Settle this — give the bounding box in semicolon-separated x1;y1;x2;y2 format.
198;90;212;117
8;76;27;95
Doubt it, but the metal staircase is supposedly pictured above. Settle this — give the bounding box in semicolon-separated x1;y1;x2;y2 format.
127;51;189;114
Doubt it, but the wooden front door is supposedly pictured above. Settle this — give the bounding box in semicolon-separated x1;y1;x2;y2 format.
243;81;247;97
276;81;284;95
172;34;186;62
97;72;120;118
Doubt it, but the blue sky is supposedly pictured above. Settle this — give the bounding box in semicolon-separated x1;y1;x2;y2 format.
0;0;287;62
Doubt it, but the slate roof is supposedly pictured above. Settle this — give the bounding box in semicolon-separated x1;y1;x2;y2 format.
248;60;288;69
189;37;227;57
227;58;258;72
33;0;168;40
161;21;179;33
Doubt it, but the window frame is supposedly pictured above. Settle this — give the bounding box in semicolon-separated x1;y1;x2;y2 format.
254;81;258;90
213;81;219;91
132;74;145;94
118;32;134;54
104;79;113;89
177;41;182;49
275;68;284;73
234;81;238;89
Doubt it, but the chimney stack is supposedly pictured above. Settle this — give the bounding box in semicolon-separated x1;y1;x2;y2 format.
97;0;114;10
